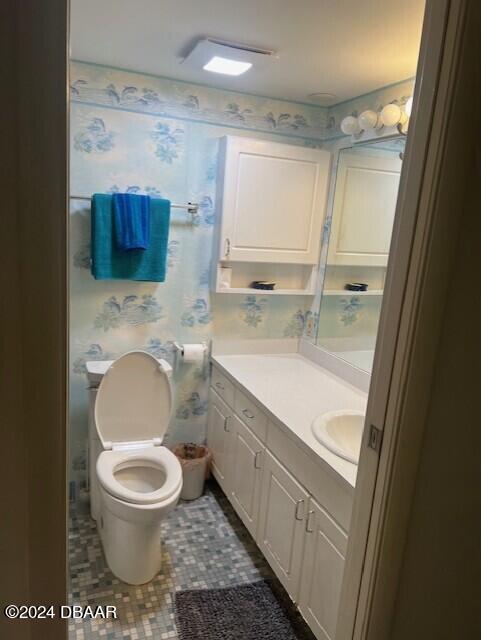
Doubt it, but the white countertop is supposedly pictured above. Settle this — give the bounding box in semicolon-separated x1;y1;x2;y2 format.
212;353;367;488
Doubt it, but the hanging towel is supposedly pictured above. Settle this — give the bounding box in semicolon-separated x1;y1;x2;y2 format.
112;192;150;250
91;194;170;282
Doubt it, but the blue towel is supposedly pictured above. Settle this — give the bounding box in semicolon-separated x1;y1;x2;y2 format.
91;194;170;282
112;192;150;250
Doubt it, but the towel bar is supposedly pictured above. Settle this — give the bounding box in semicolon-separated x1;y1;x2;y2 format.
70;194;199;218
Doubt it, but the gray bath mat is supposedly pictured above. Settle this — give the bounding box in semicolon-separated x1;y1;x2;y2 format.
175;579;315;640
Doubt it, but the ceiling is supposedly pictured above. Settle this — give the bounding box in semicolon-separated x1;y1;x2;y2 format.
70;0;425;105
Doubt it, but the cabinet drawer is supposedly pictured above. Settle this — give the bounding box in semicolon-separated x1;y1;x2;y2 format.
211;367;235;407
234;388;268;442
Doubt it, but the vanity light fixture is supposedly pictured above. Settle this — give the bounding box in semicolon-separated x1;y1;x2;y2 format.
405;96;413;117
380;103;408;128
203;56;252;76
340;115;362;135
340;96;414;137
358;109;380;130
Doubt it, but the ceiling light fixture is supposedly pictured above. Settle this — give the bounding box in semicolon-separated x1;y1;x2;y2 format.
181;37;276;77
203;56;252;76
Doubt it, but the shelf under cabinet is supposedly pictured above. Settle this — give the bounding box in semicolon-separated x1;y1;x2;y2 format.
216;287;315;296
323;289;384;296
213;262;318;296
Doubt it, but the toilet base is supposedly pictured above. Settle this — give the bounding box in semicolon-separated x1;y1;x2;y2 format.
99;506;163;585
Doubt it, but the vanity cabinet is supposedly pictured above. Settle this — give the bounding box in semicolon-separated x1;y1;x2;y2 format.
207;363;352;640
327;150;402;267
257;450;309;601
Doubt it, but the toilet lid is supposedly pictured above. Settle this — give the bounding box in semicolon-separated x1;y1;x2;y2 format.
95;351;172;448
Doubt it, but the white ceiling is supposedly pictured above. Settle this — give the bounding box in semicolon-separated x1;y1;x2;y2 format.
70;0;425;105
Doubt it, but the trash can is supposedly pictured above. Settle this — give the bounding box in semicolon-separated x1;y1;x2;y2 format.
172;443;212;501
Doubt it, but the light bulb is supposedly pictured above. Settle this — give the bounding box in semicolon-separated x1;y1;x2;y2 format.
358;110;379;130
340;115;361;135
380;103;403;127
405;96;413;117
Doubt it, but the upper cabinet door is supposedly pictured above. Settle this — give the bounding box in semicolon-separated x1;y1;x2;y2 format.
218;136;331;264
327;151;402;267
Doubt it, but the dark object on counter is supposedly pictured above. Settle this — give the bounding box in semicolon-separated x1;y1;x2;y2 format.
251;281;276;290
345;282;368;292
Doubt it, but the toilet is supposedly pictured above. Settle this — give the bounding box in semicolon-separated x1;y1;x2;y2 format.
87;350;182;585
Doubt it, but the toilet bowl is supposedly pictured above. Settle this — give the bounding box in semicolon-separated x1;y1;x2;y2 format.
92;350;182;585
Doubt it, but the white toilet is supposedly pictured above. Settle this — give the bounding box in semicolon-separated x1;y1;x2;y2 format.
87;350;182;585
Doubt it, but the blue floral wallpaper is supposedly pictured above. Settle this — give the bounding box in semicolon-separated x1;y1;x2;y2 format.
69;61;414;494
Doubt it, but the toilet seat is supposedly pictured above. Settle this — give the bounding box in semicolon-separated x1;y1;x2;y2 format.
97;446;182;505
94;350;172;450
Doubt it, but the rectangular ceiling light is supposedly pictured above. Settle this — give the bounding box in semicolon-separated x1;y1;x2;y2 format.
181;38;276;78
203;56;253;76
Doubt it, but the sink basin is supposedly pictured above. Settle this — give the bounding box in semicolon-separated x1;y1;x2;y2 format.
312;410;365;464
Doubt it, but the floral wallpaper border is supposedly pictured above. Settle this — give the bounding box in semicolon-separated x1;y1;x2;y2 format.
70;61;329;141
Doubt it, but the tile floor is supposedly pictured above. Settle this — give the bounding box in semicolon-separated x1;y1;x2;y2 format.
69;481;298;639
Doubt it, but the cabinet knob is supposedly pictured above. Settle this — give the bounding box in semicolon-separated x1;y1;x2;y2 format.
224;238;231;258
223;416;230;432
254;451;262;469
242;408;255;420
215;381;225;390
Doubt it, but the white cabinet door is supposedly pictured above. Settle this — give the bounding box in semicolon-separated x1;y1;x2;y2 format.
230;414;264;539
327;151;401;267
218;136;331;264
207;389;234;494
257;450;309;601
299;497;348;640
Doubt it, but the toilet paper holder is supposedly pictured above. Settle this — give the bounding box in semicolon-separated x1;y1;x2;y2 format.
173;342;209;370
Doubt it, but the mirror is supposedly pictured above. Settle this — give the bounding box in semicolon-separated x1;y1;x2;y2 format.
315;137;405;373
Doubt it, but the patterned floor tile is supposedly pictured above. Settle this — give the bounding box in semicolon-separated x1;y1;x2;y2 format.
69;481;281;639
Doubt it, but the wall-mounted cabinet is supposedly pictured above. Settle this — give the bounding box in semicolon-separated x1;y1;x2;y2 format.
212;136;331;295
327;151;401;267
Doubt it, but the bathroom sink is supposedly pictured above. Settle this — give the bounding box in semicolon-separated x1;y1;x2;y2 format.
312;410;365;464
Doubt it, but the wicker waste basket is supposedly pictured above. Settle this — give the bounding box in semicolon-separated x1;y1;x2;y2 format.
172;443;212;501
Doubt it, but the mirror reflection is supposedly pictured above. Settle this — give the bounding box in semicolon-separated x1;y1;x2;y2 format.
316;137;405;372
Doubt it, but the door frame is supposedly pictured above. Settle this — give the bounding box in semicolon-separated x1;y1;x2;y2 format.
1;1;69;639
336;0;470;637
